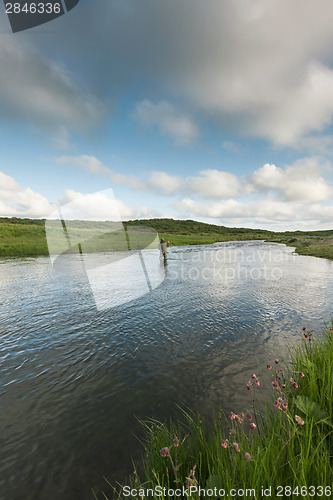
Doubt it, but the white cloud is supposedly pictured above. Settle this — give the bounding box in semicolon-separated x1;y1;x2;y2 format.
250;158;332;201
59;189;134;220
132;100;200;144
174;197;333;226
55;155;147;191
56;155;111;176
0;171;56;217
188;169;242;199
148;171;181;195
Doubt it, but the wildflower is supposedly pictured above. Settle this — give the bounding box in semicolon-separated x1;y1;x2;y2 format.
232;442;240;452
282;384;286;389
274;400;281;408
240;412;245;419
244;452;252;462
267;364;272;370
272;381;279;388
160;447;169;457
221;440;229;449
293;382;298;389
247;414;253;421
250;423;257;430
173;437;179;447
235;414;243;424
304;334;309;339
282;402;288;411
251;374;257;379
275;359;279;364
289;377;295;384
302;327;306;331
185;465;197;489
255;379;260;387
299;372;305;378
247;382;252;391
295;415;305;425
230;412;237;420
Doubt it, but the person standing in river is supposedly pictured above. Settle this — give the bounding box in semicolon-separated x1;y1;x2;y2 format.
159;238;168;264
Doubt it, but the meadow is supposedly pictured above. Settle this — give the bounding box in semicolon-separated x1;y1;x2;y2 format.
1;217;333;261
96;324;333;499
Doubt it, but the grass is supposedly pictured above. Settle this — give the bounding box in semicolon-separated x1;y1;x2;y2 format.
1;216;333;260
95;323;333;499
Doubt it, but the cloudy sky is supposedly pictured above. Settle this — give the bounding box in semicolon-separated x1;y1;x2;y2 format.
1;0;333;230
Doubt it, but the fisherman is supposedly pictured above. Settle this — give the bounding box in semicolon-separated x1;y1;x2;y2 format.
159;238;168;264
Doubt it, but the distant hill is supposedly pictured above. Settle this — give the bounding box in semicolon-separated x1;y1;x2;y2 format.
0;216;332;258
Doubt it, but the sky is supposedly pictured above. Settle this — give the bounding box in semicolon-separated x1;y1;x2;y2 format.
1;0;333;231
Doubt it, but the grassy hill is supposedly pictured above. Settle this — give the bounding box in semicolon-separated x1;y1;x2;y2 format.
0;217;332;260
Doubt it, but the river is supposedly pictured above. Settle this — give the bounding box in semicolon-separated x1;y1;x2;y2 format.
1;241;333;499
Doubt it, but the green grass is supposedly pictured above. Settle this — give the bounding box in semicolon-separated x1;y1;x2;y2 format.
1;217;333;260
95;324;333;499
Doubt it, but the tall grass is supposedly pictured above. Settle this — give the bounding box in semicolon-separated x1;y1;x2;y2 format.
95;324;333;499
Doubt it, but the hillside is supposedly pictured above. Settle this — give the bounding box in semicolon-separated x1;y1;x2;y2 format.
0;217;332;259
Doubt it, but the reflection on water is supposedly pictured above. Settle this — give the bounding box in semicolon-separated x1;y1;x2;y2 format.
1;241;333;499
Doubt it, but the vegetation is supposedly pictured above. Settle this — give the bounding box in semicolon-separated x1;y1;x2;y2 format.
0;217;333;260
95;324;333;499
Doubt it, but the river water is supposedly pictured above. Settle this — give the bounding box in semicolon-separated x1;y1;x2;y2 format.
1;241;333;499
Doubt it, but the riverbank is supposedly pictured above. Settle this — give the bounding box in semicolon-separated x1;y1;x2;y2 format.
1;217;333;260
98;324;333;499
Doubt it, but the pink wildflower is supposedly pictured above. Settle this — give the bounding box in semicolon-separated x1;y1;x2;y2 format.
267;364;272;370
247;414;252;421
255;379;260;387
293;382;298;389
173;437;179;447
251;374;257;379
295;415;305;425
282;402;288;411
299;372;305;378
230;412;237;420
275;359;279;364
221;440;229;449
250;423;257;430
160;447;169;457
274;400;281;409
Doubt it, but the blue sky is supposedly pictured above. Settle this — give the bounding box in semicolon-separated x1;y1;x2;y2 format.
1;0;333;230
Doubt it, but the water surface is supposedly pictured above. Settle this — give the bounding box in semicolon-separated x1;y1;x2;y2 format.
1;241;333;499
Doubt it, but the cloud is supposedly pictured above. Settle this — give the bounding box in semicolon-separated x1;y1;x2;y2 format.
4;1;333;148
250;158;332;201
174;197;333;226
132;100;200;144
222;141;244;154
148;171;181;195
0;38;105;140
0;171;56;217
55;155;147;191
59;189;134;220
188;169;242;199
